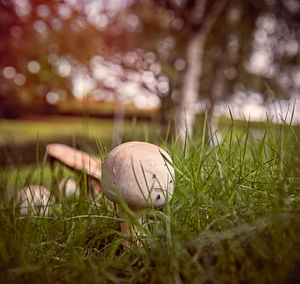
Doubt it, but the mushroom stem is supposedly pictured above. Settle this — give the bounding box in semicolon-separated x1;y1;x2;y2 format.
119;206;144;247
90;178;115;213
75;175;100;196
49;156;55;171
90;178;101;193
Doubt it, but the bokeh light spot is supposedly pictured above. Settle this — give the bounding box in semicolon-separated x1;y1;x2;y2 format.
3;66;16;79
36;4;50;18
57;59;71;77
57;4;72;20
33;20;48;35
46;91;59;104
174;58;186;71
27;61;40;74
14;74;26;86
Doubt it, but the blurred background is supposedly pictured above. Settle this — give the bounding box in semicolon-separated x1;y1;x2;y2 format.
0;0;299;164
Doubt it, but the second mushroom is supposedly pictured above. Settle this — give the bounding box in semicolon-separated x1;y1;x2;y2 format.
47;143;102;196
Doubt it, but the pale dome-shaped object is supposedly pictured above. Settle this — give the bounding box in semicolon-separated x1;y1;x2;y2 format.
18;185;54;215
101;141;175;210
47;143;102;194
58;177;79;197
47;143;101;179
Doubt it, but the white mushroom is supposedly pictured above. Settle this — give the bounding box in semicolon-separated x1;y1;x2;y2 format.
58;177;79;197
46;143;102;193
18;185;54;215
101;141;175;244
47;143;101;179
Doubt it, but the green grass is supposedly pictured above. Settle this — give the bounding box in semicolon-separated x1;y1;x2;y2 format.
0;117;299;283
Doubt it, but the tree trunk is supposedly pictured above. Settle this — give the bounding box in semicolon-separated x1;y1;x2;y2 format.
207;45;226;144
112;104;125;148
176;0;230;142
176;32;206;140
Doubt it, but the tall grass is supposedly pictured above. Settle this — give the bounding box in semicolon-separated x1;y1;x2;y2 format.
0;117;299;283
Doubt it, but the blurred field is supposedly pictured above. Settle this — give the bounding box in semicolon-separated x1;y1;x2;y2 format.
0;115;160;165
1;114;299;164
0;115;157;146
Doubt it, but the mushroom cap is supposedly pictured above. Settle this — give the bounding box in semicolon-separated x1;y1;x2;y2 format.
58;177;79;197
18;185;54;215
47;143;101;179
101;141;175;210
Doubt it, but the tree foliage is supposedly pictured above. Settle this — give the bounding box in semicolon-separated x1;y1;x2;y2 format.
0;0;299;122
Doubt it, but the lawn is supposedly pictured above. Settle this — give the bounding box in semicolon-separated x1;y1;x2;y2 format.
0;117;299;283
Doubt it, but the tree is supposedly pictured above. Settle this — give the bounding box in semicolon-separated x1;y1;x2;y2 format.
124;0;231;139
203;0;300;127
170;0;230;140
1;0;299;136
